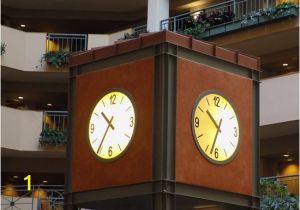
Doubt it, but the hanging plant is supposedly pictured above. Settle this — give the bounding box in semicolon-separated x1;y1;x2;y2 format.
260;178;299;210
39;129;67;146
1;42;7;55
41;50;70;69
241;2;299;25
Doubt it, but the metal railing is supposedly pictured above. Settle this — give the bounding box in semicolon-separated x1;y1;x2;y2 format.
160;0;276;32
261;174;299;195
46;33;88;53
1;185;64;210
42;111;68;132
133;24;148;35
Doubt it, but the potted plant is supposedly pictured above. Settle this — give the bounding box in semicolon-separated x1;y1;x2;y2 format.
1;42;7;55
41;50;70;69
260;178;299;210
39;129;67;146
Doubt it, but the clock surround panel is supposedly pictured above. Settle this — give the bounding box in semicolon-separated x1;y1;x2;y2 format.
176;58;253;195
71;57;154;192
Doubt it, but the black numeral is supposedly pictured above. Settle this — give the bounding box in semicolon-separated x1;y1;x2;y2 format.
130;117;134;127
108;146;113;157
195;117;199;128
110;94;116;104
214;148;219;159
90;124;94;134
234;127;237;137
213;96;220;107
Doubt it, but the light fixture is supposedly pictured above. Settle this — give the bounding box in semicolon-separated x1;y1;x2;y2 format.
20;24;26;28
42;180;48;183
18;96;24;100
283;154;290;157
47;103;52;106
282;63;288;67
13;176;19;179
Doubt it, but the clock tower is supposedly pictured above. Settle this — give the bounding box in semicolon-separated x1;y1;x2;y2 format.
66;30;260;210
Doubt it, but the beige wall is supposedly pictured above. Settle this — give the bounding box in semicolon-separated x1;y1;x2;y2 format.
1;106;43;151
2;25;134;71
1;25;47;72
87;34;110;49
260;73;299;126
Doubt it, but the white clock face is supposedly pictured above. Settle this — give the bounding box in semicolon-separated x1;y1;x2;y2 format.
192;91;240;164
88;91;136;161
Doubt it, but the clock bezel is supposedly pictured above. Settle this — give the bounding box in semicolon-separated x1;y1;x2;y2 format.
191;89;241;165
87;88;137;162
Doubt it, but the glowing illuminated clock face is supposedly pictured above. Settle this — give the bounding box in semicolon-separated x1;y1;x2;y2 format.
88;91;136;161
192;91;240;164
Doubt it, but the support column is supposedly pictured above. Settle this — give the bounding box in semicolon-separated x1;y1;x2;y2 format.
147;0;169;32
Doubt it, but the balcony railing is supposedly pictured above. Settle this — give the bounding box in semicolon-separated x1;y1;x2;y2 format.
42;111;68;132
46;33;87;53
40;111;68;146
1;185;64;210
160;0;277;33
261;174;299;196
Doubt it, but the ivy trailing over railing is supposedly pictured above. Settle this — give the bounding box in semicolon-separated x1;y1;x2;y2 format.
260;178;299;210
241;2;299;25
40;50;70;69
182;9;235;38
39;129;67;146
1;42;7;55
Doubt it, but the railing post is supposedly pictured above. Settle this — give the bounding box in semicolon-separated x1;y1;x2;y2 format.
173;17;177;32
233;0;236;15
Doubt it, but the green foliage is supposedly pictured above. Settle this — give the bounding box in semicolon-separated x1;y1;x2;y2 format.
39;129;67;146
260;179;299;210
1;42;7;55
183;22;210;39
119;32;139;40
181;9;234;38
241;2;299;25
41;50;70;69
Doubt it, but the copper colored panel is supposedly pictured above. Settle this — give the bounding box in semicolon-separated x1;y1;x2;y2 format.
117;38;142;55
93;45;117;61
192;39;216;56
141;30;191;48
69;50;93;67
176;58;253;195
238;53;261;71
72;57;154;192
216;46;238;64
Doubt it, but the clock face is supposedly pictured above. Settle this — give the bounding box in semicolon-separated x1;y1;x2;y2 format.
192;91;240;164
88;90;136;161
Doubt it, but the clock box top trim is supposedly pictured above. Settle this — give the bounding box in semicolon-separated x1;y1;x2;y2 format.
70;30;261;71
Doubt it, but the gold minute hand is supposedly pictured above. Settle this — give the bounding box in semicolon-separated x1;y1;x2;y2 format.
206;110;222;133
97;116;114;154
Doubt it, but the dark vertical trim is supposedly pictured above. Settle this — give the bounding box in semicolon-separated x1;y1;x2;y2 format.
152;43;177;210
64;67;78;210
252;79;260;204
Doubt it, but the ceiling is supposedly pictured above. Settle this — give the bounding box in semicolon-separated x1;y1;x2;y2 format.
1;0;220;33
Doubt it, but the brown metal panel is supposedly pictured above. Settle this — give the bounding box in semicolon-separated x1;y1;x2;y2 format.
71;57;154;192
176;58;253;195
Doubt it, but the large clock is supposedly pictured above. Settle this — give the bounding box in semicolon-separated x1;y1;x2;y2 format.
88;90;136;161
192;90;240;164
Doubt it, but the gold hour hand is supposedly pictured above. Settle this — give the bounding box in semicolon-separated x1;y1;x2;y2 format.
206;110;221;133
101;112;115;130
97;116;114;153
210;118;222;154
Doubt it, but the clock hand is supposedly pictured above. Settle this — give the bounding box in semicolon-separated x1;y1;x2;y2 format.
97;116;114;154
206;110;222;133
101;112;115;130
210;118;222;154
